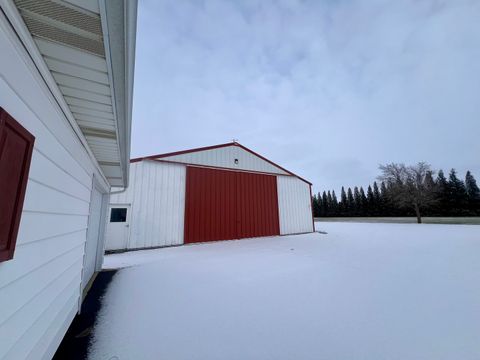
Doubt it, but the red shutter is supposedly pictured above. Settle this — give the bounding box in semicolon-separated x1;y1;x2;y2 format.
184;167;280;244
0;107;35;262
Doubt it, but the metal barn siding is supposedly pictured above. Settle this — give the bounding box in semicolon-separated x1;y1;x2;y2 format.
184;167;280;244
159;145;289;175
277;175;314;235
106;161;186;250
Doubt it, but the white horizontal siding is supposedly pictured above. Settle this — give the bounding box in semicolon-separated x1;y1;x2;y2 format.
29;149;92;201
1;260;83;360
277;176;313;235
16;213;87;246
0;13;109;360
159;145;289;175
107;161;186;250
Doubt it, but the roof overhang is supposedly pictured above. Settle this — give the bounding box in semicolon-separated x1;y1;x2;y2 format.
9;0;137;187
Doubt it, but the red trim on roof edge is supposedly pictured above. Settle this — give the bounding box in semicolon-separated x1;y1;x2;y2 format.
130;142;312;185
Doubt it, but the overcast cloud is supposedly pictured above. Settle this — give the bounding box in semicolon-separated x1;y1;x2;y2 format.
131;0;480;193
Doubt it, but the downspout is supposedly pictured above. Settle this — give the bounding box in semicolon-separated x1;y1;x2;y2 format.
110;187;128;195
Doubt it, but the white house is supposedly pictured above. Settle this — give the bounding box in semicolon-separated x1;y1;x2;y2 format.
0;0;137;359
106;142;314;251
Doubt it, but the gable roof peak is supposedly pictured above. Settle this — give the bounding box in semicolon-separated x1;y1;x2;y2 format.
130;142;312;185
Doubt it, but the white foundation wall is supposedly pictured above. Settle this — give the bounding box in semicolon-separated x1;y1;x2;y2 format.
277;176;314;235
107;161;186;250
159;145;289;175
0;13;109;360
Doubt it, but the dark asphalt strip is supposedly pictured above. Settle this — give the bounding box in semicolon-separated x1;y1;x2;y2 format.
53;270;117;360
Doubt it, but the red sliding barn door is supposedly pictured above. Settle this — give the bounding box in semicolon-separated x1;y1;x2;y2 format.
184;167;280;244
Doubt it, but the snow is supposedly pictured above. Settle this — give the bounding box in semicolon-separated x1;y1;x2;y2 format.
89;222;480;360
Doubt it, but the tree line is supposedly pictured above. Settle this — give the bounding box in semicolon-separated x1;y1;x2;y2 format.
313;167;480;221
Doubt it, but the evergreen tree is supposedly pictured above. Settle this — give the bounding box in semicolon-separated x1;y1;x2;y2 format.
331;190;339;216
465;171;480;214
366;185;374;215
424;170;436;189
317;192;323;217
359;187;367;216
436;170;449;215
373;182;381;216
322;191;328;217
423;170;437;215
448;169;468;215
327;191;333;216
312;193;320;217
311;194;316;216
380;181;389;216
353;187;361;216
340;187;347;216
347;187;354;216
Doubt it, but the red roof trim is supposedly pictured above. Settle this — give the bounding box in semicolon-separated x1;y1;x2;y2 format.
130;142;312;185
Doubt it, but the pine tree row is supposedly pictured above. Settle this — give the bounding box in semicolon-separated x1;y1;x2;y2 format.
312;169;480;217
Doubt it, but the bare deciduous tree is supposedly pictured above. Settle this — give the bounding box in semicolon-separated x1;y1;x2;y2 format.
377;162;436;223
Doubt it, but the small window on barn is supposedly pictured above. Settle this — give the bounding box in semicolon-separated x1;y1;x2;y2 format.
110;208;127;222
0;107;35;263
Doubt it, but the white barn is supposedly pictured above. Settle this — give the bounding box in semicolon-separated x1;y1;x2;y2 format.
106;142;314;251
0;1;137;359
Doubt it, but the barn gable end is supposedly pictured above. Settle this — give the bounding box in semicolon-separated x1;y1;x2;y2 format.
156;144;289;175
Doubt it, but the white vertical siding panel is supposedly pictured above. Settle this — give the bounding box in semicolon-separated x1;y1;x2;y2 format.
153;164;161;246
136;162;147;248
159;146;290;175
107;161;186;250
165;164;174;246
131;162;143;247
277;176;313;235
141;162;151;247
149;164;158;246
159;164;168;246
173;165;186;245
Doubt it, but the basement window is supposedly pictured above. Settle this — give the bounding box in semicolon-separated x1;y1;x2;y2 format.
0;107;35;263
110;208;127;222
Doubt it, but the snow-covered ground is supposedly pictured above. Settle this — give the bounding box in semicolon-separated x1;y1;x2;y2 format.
89;222;480;360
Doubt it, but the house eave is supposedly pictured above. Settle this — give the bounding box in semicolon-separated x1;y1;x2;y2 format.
98;0;137;187
7;0;137;188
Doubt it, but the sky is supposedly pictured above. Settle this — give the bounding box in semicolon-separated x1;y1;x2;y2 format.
131;0;480;194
